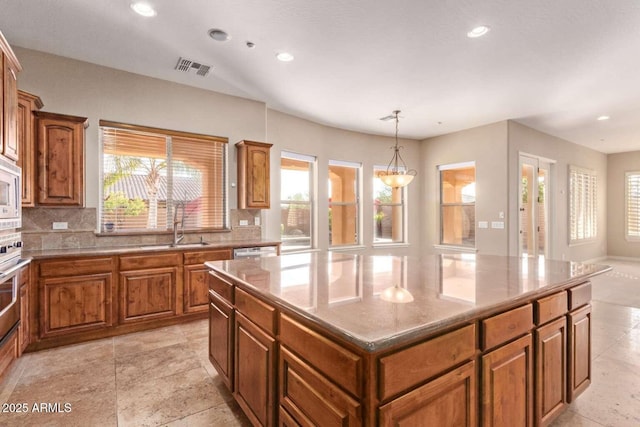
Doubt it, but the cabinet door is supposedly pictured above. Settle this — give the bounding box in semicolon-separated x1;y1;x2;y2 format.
209;291;234;390
535;316;567;426
40;273;113;338
17;91;42;207
3;57;18;161
235;311;276;427
119;267;177;323
184;264;210;313
379;361;476;427
482;334;534;427
35;112;86;206
280;346;361;427
568;304;591;402
236;140;272;209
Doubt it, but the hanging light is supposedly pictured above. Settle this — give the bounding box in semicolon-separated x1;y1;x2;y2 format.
376;110;417;188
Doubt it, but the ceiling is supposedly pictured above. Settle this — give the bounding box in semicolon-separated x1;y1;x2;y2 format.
1;0;639;154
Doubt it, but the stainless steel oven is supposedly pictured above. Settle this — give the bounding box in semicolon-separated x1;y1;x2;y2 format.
0;233;28;344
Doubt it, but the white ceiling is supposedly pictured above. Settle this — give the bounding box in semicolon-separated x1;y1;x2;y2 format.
1;0;639;153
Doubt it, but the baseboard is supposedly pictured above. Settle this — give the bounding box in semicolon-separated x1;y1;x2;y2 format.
602;255;640;263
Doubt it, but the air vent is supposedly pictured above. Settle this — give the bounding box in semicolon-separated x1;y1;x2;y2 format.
175;57;212;77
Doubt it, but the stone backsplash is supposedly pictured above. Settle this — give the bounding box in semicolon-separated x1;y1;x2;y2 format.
22;207;262;250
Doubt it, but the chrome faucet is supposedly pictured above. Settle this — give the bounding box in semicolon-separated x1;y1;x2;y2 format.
172;201;185;246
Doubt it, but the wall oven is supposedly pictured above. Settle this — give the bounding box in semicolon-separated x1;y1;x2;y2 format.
0;233;29;345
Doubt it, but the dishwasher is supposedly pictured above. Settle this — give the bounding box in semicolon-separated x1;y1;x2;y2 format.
233;246;279;259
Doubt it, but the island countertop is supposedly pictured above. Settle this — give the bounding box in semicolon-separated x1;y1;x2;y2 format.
206;252;610;352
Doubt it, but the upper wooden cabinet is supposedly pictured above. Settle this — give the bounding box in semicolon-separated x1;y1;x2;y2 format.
17;91;43;207
236;140;272;209
0;31;22;162
34;111;87;206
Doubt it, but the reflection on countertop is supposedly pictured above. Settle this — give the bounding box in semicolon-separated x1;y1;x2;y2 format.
206;252;610;351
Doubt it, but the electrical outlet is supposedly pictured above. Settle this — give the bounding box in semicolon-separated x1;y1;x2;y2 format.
53;222;68;230
254;217;261;226
239;220;249;226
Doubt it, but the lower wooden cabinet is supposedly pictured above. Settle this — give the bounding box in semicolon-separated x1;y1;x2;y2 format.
379;360;476;426
0;329;18;384
535;316;567;426
235;311;276;427
18;265;29;355
482;333;534;427
184;249;231;313
568;304;591;402
119;267;177;323
280;346;361;426
209;290;234;390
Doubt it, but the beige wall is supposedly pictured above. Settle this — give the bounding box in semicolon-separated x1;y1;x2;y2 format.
420;121;509;255
507;121;607;261
607;151;640;258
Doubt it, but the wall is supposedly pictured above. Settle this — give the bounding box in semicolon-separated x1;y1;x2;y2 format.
420;121;509;255
607;151;640;258
507;121;607;261
265;109;421;254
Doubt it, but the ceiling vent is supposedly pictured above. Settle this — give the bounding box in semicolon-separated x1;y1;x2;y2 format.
175;57;211;77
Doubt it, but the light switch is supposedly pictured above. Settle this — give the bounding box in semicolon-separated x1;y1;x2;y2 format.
491;221;505;229
478;221;488;229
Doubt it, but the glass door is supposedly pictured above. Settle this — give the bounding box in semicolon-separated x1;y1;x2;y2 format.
519;155;552;258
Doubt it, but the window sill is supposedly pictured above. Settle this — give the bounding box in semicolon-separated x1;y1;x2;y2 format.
95;228;232;237
433;244;478;253
372;243;410;248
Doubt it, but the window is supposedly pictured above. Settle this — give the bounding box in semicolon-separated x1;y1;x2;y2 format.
626;172;640;240
100;121;227;233
328;160;361;247
281;152;315;250
373;165;406;244
440;162;476;247
569;165;597;242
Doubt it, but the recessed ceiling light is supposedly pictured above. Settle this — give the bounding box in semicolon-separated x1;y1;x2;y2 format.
208;29;230;42
276;52;294;62
130;2;156;17
597;115;610;121
467;25;490;38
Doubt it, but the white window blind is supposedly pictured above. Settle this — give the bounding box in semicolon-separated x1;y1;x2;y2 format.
626;172;640;240
100;121;227;233
569;166;597;242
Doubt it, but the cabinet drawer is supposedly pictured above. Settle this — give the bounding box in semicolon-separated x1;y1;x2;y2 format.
209;272;234;303
235;287;276;335
280;314;362;398
38;257;114;277
482;304;533;350
280;346;361;426
183;249;231;265
120;253;180;271
568;282;591;311
379;324;476;401
535;291;568;325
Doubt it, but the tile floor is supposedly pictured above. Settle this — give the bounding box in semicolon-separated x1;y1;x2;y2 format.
1;258;639;426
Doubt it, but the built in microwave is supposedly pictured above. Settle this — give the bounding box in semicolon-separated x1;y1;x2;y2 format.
0;156;20;230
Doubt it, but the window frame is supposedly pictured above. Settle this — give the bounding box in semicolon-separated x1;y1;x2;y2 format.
373;164;408;245
568;165;597;244
280;151;316;252
439;161;476;248
625;171;640;241
328;159;362;248
98;120;228;235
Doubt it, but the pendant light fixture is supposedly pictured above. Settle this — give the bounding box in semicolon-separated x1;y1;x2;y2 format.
376;110;417;188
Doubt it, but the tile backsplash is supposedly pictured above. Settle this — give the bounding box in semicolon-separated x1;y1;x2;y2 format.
22;207;262;250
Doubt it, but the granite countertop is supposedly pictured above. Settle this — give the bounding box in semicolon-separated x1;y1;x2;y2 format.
206;252;610;352
23;239;281;259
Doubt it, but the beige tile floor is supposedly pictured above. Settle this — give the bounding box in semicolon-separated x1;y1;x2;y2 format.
0;258;639;426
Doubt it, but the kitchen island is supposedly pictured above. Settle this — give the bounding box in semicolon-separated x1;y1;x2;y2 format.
206;252;609;426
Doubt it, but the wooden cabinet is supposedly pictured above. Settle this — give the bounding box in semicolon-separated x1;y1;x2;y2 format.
34;111;87;206
38;257;114;339
535;316;567;426
234;288;277;427
18;264;30;355
209;288;234;390
568;304;591;403
183;249;231;314
0;328;18;384
236;140;272;209
2;52;19;161
119;253;180;324
17;90;43;206
482;333;534;427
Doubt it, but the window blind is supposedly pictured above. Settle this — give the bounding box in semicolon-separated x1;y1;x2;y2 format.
100;123;227;233
569;166;597;242
626;172;640;239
